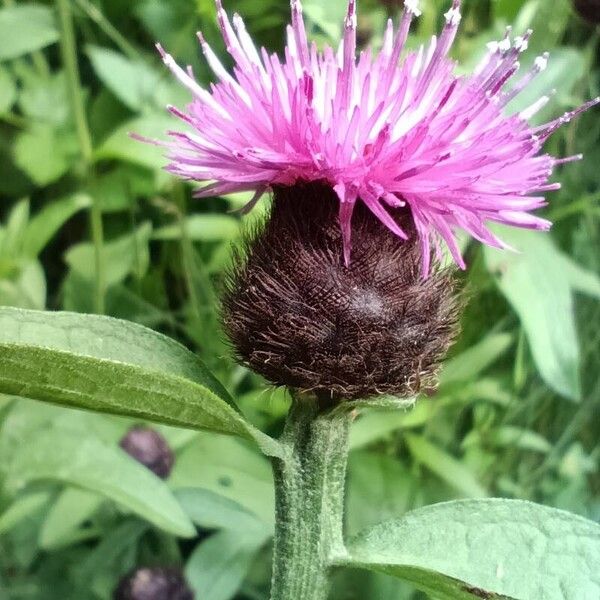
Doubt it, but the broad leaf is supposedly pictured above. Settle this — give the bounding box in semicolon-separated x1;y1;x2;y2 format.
6;430;195;537
0;307;282;457
342;499;600;600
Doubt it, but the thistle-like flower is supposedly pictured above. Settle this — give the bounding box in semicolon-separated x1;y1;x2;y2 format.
147;0;597;401
151;0;598;272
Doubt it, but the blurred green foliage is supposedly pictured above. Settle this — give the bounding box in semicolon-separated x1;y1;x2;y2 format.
0;0;598;598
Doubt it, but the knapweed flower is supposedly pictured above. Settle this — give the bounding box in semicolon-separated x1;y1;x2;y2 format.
147;0;597;401
152;0;598;273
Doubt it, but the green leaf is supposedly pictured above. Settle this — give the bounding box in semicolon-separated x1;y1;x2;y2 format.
152;215;241;242
483;228;600;400
405;434;487;498
440;333;513;387
0;490;51;535
302;0;347;42
493;0;523;20
87;169;132;213
0;5;59;60
65;222;152;286
347;452;415;537
342;499;600;600
0;307;282;457
506;48;586;124
0;260;46;309
40;487;104;550
86;45;158;112
21;194;91;258
75;520;148;591
86;45;189;112
171;433;276;524
527;0;573;54
0;66;17;114
185;529;267;600
561;254;600;300
13;124;76;186
18;72;70;126
6;430;195;537
1;199;30;257
490;426;552;454
175;487;267;532
95;114;173;170
349;402;436;450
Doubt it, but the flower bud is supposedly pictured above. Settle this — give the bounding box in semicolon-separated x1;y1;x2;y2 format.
573;0;600;24
119;426;174;479
222;183;461;404
114;567;194;600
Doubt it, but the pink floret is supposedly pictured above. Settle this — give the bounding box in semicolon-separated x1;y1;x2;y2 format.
148;0;599;274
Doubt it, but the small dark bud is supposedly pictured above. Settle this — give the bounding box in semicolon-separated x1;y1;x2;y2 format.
573;0;600;23
114;567;194;600
222;182;461;403
119;427;175;479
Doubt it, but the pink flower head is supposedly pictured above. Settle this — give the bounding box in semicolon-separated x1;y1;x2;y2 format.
149;0;599;274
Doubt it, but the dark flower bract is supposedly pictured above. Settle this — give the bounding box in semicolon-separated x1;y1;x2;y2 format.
222;183;461;401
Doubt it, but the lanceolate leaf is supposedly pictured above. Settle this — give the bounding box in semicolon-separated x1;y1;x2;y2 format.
6;431;195;538
0;308;282;457
405;434;487;498
0;491;51;535
40;487;104;550
484;228;600;401
340;499;600;600
185;529;268;600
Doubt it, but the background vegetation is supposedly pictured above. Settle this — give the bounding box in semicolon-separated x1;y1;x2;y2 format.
0;0;598;598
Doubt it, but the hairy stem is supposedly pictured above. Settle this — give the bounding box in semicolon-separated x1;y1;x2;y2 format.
270;397;350;600
57;0;106;315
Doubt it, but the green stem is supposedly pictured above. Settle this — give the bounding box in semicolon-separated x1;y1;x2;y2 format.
57;0;106;315
270;397;351;600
